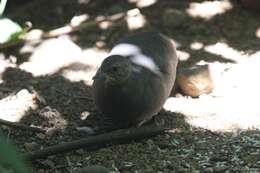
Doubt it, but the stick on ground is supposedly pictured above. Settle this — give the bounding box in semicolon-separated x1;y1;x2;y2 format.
24;123;167;161
0;118;45;133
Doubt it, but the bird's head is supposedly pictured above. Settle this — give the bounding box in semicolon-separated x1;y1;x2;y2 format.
93;55;132;86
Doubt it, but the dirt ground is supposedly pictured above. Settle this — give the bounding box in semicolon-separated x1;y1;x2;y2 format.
1;0;260;172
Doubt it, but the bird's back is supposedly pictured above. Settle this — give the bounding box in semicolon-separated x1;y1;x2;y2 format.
115;32;178;77
93;32;178;127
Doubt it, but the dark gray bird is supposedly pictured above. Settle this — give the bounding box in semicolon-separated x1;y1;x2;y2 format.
92;32;178;127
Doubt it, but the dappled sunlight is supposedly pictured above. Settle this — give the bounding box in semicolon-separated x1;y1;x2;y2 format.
41;14;90;38
128;0;157;8
204;42;248;62
0;89;37;122
70;14;89;27
164;97;260;132
19;37;83;76
165;50;260;132
77;0;91;4
18;36;109;86
190;41;204;50
46;14;89;37
62;48;108;85
126;8;147;30
177;50;190;61
186;0;233;20
98;21;113;30
79;111;90;120
24;29;44;41
61;69;95;85
256;27;260;38
219;51;260;96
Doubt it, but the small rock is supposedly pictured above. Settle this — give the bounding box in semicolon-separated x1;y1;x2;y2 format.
177;65;214;97
36;133;46;140
80;111;90;120
24;142;39;151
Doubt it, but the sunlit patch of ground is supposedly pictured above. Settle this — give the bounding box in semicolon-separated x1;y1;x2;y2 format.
61;48;108;85
204;42;249;62
0;89;37;122
165;50;260;132
18;37;108;85
186;0;233;20
0;54;16;83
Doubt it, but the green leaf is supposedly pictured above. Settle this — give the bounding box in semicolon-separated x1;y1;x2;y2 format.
0;135;32;173
0;17;24;44
0;0;7;16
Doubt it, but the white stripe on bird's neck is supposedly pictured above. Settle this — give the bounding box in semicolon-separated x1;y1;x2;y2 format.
109;43;162;77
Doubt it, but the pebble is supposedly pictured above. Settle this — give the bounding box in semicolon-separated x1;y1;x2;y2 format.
177;65;214;97
24;142;39;151
36;133;46;140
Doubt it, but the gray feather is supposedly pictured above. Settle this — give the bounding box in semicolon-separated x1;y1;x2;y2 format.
92;32;178;127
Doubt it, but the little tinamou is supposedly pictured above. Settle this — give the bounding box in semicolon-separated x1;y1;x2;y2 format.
92;32;178;127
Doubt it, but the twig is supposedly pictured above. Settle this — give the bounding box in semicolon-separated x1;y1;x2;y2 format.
72;95;93;101
195;127;222;137
0;118;45;133
24;122;167;161
0;39;25;50
1;10;126;50
42;12;125;38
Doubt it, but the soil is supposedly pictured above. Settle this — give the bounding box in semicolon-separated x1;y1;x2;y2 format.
1;0;260;172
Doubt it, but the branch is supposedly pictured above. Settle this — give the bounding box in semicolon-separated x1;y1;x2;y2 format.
0;118;45;133
42;12;125;38
24;122;167;161
0;11;125;50
0;39;24;50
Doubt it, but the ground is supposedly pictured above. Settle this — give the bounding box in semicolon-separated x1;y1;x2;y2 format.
1;0;260;172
